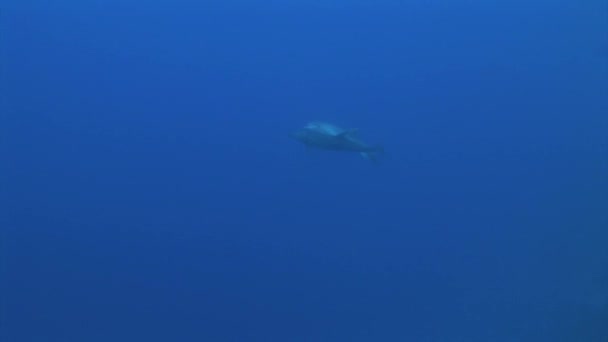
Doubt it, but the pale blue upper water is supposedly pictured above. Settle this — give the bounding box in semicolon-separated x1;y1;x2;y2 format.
2;0;607;341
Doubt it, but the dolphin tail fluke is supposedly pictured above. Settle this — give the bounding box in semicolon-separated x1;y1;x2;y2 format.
360;145;384;163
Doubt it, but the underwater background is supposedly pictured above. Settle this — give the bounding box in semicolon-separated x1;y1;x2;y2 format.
2;0;607;341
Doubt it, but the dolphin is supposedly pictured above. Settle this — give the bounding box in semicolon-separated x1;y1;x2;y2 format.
290;121;384;162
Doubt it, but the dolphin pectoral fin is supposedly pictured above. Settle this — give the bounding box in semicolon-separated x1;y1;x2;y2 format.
360;145;384;163
360;152;378;162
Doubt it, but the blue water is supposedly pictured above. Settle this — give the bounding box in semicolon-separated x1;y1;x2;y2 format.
3;0;607;341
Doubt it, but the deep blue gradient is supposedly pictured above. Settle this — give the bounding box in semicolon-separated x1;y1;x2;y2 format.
3;0;607;341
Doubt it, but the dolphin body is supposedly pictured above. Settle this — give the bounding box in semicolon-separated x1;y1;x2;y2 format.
290;121;384;162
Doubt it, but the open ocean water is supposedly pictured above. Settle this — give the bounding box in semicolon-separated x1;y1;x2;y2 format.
2;0;607;341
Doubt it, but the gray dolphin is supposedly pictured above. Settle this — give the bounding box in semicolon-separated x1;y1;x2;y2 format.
290;121;384;162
